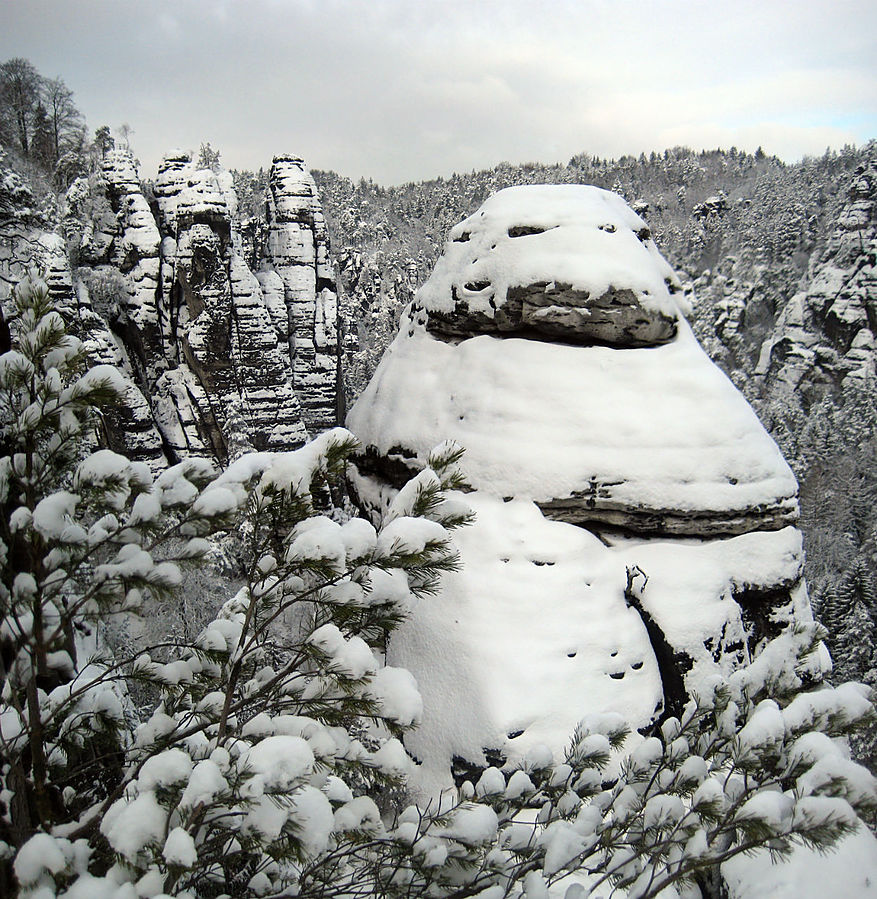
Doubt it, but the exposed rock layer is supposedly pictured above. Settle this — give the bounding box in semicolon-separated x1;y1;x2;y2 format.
1;148;348;469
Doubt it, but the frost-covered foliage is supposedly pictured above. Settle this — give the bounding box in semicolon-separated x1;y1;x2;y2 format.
2;275;876;899
347;625;874;899
0;273;463;895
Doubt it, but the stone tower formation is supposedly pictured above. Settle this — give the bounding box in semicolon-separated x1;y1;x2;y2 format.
1;147;347;471
346;185;812;794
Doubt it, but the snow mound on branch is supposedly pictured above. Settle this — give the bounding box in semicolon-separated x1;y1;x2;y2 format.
722;825;877;899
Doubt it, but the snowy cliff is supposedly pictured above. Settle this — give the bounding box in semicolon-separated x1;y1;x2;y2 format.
0;148;348;469
346;185;813;795
755;156;877;403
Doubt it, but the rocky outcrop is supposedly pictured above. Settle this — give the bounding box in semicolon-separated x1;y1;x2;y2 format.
150;151;307;460
755;156;877;403
346;185;812;795
0;194;167;470
263;155;342;433
1;147;348;470
419;187;680;347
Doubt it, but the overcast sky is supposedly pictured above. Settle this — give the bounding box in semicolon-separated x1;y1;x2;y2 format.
3;0;875;184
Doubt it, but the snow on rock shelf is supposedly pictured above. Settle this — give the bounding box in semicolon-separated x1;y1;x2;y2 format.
419;185;683;347
346;184;811;796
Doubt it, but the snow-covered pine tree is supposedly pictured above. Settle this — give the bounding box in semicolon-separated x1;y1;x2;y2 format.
0;272;464;896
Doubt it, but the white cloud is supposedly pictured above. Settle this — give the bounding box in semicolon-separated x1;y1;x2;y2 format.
1;0;874;183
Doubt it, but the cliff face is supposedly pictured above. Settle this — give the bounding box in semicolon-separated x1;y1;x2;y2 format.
755;157;877;405
0;148;347;469
263;155;342;433
346;186;813;795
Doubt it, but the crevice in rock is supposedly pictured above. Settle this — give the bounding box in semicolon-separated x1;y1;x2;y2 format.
351;444;423;490
733;583;794;656
624;566;691;729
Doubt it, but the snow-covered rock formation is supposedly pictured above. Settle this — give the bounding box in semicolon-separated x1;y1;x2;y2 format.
347;185;812;795
0;162;167;469
756;156;877;403
1;148;348;469
150;150;307;459
264;155;342;433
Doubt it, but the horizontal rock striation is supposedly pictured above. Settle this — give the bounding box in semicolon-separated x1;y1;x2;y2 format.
418;185;681;347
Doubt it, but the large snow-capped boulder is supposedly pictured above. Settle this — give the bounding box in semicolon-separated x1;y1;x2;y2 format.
346;185;812;795
353;186;799;539
421;185;680;347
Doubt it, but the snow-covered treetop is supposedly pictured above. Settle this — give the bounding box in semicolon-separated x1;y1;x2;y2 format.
417;185;687;320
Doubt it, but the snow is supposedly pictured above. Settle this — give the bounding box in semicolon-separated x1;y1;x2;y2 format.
722;826;877;899
70;364;129;400
340;517;378;559
418;185;683;319
782;681;873;732
440;803;498;845
370;484;804;798
192;485;240;518
137;749;193;790
377;516;448;556
367;666;423;726
347;317;797;518
617;526;804;691
371;737;416;777
389;492;661;796
32;491;78;540
101;791;167;863
288;785;334;858
476;767;506;797
287;517;346;570
244;735;314;791
0;705;24;746
179;759;228;809
505;770;536;799
308;624;377;679
333;795;381;833
537;821;587;876
735;791;794;829
163;827;197;867
242;794;288;842
13;832;67;885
